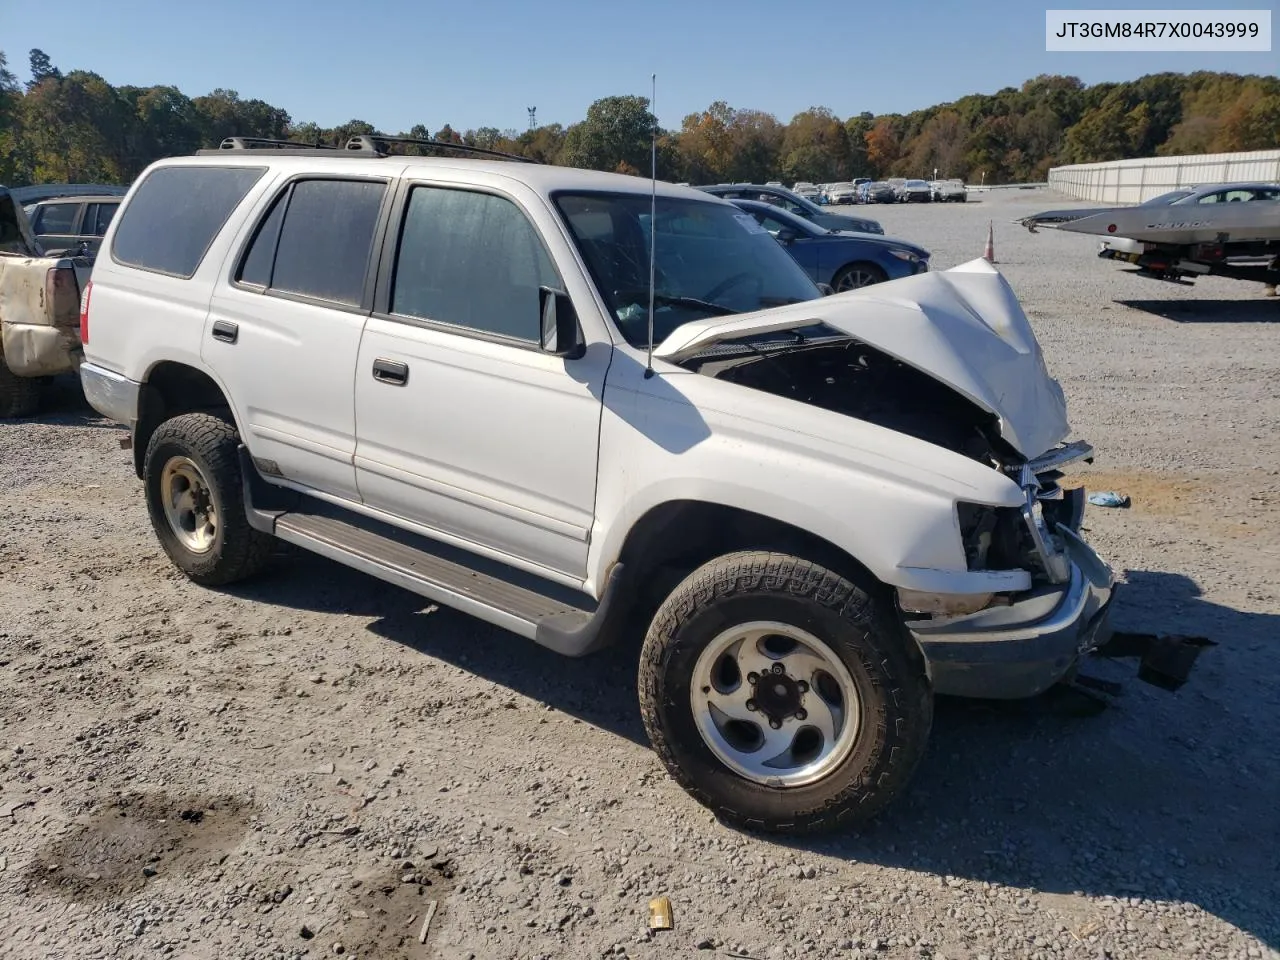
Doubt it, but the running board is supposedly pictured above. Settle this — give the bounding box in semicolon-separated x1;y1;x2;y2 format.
238;448;628;657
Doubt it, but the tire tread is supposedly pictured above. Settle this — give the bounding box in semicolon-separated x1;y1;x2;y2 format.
638;550;932;834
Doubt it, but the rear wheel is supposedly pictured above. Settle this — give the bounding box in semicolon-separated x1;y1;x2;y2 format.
832;262;888;292
638;551;932;833
144;413;272;586
0;362;45;418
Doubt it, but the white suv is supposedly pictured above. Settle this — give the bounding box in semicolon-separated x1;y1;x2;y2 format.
79;138;1114;833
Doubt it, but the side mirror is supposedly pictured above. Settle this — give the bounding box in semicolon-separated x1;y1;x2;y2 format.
776;228;798;244
539;286;586;360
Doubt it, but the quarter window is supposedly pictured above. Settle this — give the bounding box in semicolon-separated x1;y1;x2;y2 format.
391;186;558;342
112;165;265;278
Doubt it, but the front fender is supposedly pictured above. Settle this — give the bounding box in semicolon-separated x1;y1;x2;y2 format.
587;359;1029;596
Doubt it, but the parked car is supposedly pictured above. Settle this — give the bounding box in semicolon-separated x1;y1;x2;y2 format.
0;187;92;416
698;183;883;234
25;194;122;255
862;181;897;204
886;178;907;199
824;182;859;205
730;198;929;290
79;141;1120;834
899;180;933;203
934;179;968;202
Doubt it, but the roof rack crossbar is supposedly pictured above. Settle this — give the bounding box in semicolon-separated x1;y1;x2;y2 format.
346;135;539;164
217;137;345;151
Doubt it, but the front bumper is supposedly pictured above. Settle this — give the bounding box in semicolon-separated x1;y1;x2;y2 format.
79;361;141;425
906;503;1116;700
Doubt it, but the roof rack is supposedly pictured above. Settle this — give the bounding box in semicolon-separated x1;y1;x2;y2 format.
345;135;539;164
194;136;376;158
218;137;344;151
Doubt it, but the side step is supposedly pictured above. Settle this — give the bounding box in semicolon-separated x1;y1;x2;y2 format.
239;449;628;657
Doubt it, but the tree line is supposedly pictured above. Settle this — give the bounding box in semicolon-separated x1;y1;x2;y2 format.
2;48;1277;190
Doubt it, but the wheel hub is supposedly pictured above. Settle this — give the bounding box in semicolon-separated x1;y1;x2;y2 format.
747;664;809;729
690;621;863;788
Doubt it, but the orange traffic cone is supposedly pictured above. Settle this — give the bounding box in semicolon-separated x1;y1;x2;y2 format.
983;220;996;263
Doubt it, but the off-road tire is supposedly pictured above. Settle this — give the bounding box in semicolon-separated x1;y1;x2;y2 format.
144;413;272;586
638;551;932;834
0;362;45;418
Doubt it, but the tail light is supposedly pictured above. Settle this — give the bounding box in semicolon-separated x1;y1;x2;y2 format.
79;279;93;345
46;266;81;334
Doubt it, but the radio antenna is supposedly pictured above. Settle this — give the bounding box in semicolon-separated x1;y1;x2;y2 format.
644;72;657;379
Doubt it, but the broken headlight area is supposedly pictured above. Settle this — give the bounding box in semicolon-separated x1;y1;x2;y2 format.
951;440;1096;589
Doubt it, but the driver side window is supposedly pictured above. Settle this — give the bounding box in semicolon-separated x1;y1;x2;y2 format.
391;186;560;342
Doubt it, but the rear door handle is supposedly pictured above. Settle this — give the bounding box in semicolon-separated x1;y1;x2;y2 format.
372;358;409;385
211;320;239;344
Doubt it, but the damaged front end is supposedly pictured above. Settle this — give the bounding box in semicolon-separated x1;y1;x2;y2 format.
901;439;1118;699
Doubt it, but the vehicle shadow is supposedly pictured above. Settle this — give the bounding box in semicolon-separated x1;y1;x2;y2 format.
17;373;123;429
779;568;1280;948
225;551;651;745
1116;298;1280;324
226;555;1280;946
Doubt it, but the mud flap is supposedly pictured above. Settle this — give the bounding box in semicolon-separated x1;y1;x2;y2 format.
1091;631;1215;692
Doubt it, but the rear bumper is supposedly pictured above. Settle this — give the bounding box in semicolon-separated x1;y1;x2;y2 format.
906;526;1116;699
79;361;141;425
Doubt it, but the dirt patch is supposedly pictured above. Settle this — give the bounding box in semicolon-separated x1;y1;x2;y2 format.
1062;469;1210;516
23;791;254;902
317;858;457;958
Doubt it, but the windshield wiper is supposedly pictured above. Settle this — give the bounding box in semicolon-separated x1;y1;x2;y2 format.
614;290;738;316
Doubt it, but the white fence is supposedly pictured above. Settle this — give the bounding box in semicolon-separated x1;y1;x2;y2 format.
1047;150;1280;204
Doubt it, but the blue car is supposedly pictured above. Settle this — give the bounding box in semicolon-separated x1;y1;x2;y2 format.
730;199;929;291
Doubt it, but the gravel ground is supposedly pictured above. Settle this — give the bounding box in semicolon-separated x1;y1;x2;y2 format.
2;188;1278;960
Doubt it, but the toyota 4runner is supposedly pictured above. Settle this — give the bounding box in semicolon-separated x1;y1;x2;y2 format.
80;138;1115;833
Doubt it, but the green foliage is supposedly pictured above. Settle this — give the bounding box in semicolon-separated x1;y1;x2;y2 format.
561;95;657;176
0;51;1275;189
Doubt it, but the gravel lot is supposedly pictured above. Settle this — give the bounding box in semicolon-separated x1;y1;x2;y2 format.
2;188;1278;960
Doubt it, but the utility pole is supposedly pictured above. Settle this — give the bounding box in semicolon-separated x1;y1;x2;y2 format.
527;107;537;131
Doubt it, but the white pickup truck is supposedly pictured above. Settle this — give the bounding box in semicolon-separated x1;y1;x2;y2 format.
78;140;1120;833
0;186;91;417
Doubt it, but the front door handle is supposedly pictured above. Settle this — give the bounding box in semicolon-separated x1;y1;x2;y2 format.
372;358;409;386
211;320;239;344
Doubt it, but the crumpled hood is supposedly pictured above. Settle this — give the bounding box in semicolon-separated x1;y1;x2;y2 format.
654;258;1071;459
0;186;42;256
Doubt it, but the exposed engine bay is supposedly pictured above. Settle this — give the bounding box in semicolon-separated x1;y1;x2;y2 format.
687;332;1017;466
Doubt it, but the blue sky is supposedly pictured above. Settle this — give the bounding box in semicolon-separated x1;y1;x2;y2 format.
2;0;1274;132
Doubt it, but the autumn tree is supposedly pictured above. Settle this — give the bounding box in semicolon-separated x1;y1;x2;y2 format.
864;117;902;178
780;107;848;183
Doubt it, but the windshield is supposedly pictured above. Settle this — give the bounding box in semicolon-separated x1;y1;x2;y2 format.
1143;189;1195;205
907;180;928;188
555;192;821;348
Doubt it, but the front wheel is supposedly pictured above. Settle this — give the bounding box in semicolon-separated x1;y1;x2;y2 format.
638;552;932;833
832;262;888;292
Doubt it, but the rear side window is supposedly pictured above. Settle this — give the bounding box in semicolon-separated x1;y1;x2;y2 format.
112;166;265;278
269;180;386;305
86;202;118;236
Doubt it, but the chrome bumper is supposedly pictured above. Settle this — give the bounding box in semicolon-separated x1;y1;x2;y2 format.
79;362;141;425
907;511;1116;700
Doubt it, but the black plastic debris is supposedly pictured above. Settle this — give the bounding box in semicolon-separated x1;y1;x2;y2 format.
1093;632;1216;691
